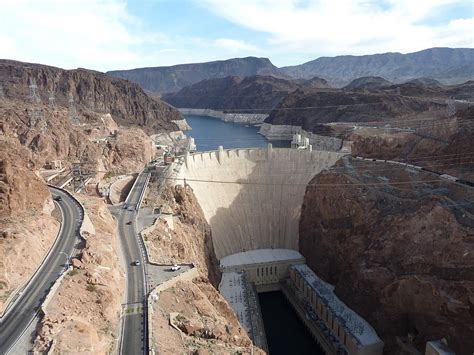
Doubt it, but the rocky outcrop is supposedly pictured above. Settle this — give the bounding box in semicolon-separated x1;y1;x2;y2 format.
108;57;284;94
299;156;474;354
152;279;261;354
144;185;220;285
0;59;182;133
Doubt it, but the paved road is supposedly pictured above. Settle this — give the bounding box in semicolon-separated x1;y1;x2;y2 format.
112;172;150;355
0;187;82;354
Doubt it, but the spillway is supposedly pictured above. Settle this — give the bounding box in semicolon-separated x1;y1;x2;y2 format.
177;145;345;260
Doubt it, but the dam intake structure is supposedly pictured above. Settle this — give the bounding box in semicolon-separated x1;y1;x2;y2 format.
175;146;384;354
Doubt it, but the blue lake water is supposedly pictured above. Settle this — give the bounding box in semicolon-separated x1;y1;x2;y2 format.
184;115;289;151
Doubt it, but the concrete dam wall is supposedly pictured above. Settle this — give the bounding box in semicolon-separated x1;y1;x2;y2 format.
177;146;345;260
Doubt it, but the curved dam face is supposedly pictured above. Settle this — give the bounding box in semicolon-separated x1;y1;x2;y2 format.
177;146;345;260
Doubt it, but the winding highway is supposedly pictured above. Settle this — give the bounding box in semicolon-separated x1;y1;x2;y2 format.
0;187;82;354
112;172;151;355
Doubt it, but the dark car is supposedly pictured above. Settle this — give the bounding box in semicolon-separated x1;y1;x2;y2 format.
53;196;62;201
126;221;132;225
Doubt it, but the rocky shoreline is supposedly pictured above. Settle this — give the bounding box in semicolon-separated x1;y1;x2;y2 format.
178;108;268;125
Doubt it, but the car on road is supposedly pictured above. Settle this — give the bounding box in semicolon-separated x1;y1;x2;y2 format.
126;221;132;225
53;196;62;201
170;264;181;271
133;260;141;266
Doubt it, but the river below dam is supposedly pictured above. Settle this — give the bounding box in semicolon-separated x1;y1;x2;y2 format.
183;114;289;151
259;291;323;355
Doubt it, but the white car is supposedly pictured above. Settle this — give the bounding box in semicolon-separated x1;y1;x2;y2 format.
170;264;181;271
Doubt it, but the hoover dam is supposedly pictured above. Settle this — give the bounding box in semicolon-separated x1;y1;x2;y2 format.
178;145;345;259
176;145;385;354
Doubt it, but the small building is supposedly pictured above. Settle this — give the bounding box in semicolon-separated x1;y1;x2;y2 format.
291;133;310;150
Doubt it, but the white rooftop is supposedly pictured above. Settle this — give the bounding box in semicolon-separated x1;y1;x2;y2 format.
218;272;251;334
220;249;305;270
292;264;381;347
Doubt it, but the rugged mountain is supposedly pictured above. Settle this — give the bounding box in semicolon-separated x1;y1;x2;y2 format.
344;76;392;90
264;88;446;134
299;156;474;354
107;57;283;94
280;47;474;86
162;75;328;112
0;59;182;133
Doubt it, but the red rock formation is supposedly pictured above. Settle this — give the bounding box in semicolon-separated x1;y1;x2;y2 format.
299;157;474;354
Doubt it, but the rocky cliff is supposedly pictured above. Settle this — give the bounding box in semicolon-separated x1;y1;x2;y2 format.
108;57;284;94
299;156;474;354
280;47;474;86
350;105;474;180
0;59;182;133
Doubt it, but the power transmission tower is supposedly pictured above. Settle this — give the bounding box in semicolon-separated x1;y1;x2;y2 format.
48;90;56;108
29;78;41;104
396;87;401;96
446;98;456;118
68;93;79;123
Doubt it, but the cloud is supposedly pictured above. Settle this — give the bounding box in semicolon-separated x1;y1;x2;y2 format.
0;0;163;71
214;38;260;53
199;0;473;58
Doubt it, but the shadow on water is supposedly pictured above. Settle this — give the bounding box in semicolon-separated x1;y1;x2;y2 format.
184;114;289;150
259;291;324;355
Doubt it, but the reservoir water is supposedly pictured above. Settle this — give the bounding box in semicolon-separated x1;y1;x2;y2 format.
259;291;324;355
184;114;289;151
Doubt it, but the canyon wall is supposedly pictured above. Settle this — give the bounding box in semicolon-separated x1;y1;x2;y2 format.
299;156;474;354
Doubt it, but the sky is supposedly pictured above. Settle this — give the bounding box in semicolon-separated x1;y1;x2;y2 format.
0;0;472;72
